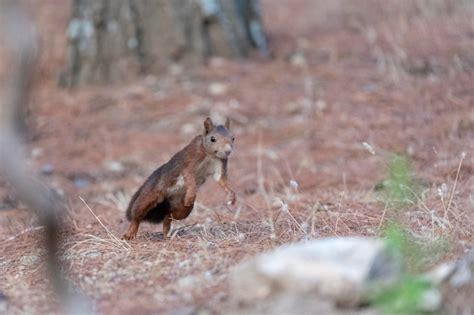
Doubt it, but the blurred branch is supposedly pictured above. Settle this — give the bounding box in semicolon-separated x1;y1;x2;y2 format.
0;2;89;313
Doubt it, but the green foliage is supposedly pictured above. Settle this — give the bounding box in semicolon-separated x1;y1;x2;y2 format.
372;276;433;315
384;223;409;251
370;224;443;315
376;154;420;209
383;223;420;273
383;223;410;260
370;151;450;314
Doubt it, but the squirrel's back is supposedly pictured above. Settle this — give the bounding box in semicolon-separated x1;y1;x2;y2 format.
125;137;203;222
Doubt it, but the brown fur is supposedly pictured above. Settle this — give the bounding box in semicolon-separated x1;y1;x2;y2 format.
122;117;236;240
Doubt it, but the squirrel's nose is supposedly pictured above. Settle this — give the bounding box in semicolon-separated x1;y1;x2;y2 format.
225;149;232;156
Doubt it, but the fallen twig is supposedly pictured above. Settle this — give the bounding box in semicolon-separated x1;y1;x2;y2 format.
0;226;45;243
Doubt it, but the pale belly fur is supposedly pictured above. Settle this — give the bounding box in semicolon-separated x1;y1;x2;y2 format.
166;156;222;207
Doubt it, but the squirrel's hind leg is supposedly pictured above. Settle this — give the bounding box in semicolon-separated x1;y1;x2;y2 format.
122;190;165;240
122;219;140;240
162;214;172;239
163;202;194;240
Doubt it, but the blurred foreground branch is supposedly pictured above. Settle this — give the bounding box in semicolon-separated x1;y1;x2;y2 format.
0;2;88;313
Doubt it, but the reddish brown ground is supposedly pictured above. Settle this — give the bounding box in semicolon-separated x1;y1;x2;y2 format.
0;0;473;314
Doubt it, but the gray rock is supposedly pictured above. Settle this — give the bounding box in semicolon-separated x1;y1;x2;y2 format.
229;237;402;308
0;299;7;313
0;291;7;312
228;293;336;315
31;147;44;158
208;82;227;96
40;163;54;175
73;178;90;189
167;306;195;315
414;248;474;315
289;52;307;67
449;249;474;288
104;160;125;173
418;288;442;312
424;248;474;288
423;261;457;285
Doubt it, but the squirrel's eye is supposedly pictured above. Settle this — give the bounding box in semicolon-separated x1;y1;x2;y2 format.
232;136;235;142
210;136;216;142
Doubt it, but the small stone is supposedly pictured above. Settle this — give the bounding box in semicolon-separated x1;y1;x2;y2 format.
74;178;90;189
84;277;94;285
208;82;227;96
289;180;299;190
178;276;197;288
31;147;43;158
40;163;54;175
181;123;197;135
204;271;213;281
418;288;442;312
104;160;124;173
316;99;327;111
290;52;306;67
54;188;65;196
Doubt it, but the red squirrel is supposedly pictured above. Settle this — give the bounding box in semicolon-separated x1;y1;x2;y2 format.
122;117;236;240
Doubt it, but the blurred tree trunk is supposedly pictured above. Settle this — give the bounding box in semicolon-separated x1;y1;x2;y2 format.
59;0;270;88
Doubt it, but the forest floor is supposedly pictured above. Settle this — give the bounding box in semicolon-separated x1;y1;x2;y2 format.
0;0;473;314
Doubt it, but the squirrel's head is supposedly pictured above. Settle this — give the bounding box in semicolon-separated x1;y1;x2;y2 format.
202;117;234;159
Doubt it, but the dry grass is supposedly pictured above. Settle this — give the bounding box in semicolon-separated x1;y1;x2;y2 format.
0;0;473;314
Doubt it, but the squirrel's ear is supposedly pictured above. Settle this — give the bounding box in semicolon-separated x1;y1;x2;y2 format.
204;117;214;134
224;117;230;129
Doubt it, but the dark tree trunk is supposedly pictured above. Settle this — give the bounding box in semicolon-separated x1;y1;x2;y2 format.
59;0;270;88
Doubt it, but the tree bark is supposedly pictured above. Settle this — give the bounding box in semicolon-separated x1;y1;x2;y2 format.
59;0;270;88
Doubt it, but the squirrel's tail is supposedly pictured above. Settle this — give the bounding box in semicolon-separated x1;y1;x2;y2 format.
125;189;141;221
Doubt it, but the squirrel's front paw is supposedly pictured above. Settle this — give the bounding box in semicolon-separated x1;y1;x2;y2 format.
227;191;236;205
